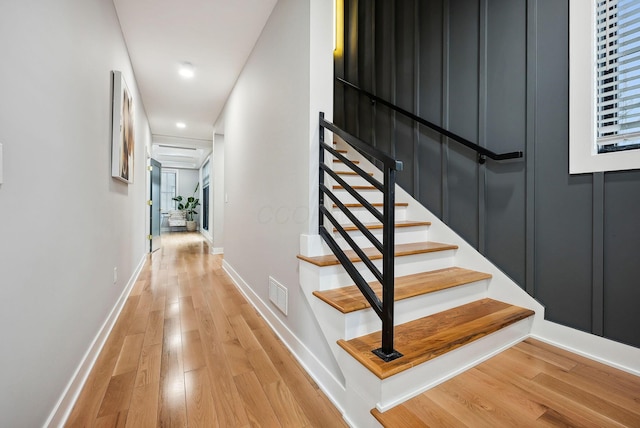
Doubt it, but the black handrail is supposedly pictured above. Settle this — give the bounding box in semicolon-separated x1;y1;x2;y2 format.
319;112;403;362
336;77;524;162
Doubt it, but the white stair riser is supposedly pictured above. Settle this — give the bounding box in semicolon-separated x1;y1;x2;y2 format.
331;206;408;223
339;317;533;413
330;173;378;188
333;225;429;248
331;164;365;175
329;189;385;205
343;280;488;339
299;250;456;292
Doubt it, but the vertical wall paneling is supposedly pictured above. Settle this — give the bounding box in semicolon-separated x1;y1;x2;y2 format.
374;0;395;161
477;0;488;254
395;0;416;194
603;170;640;347
534;0;592;332
334;0;346;130
334;0;640;349
525;0;538;296
391;0;397;162
357;1;374;144
446;0;480;249
484;0;527;285
371;1;377;149
345;0;359;135
592;172;604;336
413;0;420;197
417;0;445;219
441;0;451;223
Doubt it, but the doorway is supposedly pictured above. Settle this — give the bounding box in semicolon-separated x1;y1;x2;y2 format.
150;158;162;252
202;159;210;231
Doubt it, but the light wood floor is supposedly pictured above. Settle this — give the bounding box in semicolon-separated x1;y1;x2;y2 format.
66;232;640;427
66;232;346;427
373;338;640;427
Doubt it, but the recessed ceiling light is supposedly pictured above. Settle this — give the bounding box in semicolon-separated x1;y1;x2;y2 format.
176;122;186;129
178;62;195;79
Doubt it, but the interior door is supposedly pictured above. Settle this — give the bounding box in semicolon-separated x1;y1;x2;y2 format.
150;158;162;252
202;184;209;230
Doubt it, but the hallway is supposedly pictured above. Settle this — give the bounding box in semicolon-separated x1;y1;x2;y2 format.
66;233;346;427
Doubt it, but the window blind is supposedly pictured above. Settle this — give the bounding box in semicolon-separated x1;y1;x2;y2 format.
596;0;640;152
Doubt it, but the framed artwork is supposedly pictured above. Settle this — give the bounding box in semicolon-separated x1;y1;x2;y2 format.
111;70;134;183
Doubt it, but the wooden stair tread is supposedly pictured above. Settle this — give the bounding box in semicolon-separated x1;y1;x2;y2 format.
334;159;359;164
297;241;458;267
333;185;377;190
371;406;426;428
332;202;409;208
335;171;374;176
337;298;534;379
313;267;492;313
334;220;431;232
335;149;348;154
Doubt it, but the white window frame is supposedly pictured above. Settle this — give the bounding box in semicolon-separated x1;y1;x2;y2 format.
160;168;179;212
569;0;640;173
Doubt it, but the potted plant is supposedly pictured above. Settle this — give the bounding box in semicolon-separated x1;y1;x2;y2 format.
172;183;201;232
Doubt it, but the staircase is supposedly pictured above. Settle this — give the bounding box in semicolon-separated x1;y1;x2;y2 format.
298;126;544;426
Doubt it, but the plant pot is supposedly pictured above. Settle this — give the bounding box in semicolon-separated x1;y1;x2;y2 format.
186;220;197;232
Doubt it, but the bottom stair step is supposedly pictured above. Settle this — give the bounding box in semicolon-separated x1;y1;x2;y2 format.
337;298;534;380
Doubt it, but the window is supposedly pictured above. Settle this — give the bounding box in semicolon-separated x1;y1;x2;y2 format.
596;0;640;152
161;169;178;211
569;0;640;173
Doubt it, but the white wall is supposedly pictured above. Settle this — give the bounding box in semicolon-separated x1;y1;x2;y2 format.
0;1;150;426
177;168;199;199
220;0;343;407
212;133;225;252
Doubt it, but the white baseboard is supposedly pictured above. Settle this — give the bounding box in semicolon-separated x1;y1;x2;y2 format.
533;319;640;376
222;260;346;415
200;230;213;245
45;254;148;428
211;247;224;255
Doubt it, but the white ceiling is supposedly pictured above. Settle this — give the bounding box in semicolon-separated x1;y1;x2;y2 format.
112;0;278;168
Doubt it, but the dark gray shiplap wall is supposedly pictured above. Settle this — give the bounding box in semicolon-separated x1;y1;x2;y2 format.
334;0;640;348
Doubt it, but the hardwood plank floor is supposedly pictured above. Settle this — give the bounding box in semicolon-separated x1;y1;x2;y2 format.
66;232;346;427
373;338;640;427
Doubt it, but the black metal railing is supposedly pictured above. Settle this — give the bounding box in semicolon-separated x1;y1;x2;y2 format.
319;112;403;362
336;77;524;163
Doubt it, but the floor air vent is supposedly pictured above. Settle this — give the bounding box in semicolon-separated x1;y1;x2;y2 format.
269;276;288;315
